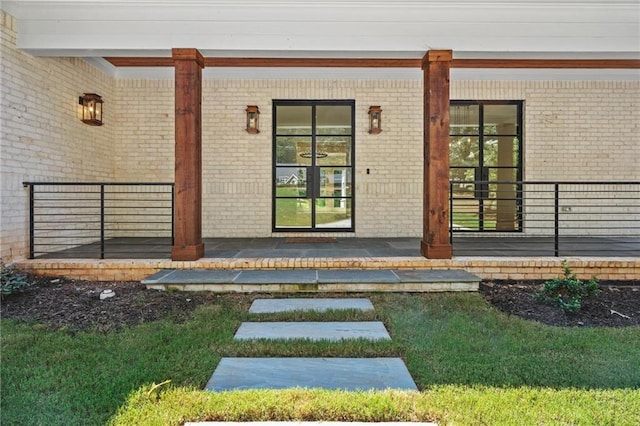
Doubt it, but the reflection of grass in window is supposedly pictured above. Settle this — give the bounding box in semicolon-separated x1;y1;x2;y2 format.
452;212;497;230
316;212;350;226
275;186;305;197
276;186;350;227
276;198;310;226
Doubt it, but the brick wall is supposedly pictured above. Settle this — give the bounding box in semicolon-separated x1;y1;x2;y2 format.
114;79;425;238
114;78;639;240
451;80;640;181
1;11;115;261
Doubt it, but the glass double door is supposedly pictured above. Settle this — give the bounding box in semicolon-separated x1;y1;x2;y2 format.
273;101;354;231
450;101;523;231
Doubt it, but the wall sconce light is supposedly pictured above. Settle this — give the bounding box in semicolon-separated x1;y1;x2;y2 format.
368;105;382;134
79;93;103;126
245;105;260;133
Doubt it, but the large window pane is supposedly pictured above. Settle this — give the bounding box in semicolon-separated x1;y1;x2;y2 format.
451;186;479;230
450;167;476;184
316;137;351;166
318;167;352;197
315;199;351;228
276;137;311;166
275;167;307;197
450;136;480;167
275;198;311;228
483;136;519;168
276;106;312;135
316;105;352;135
450;105;479;134
483;105;518;135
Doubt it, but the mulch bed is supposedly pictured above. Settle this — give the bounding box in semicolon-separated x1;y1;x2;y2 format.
480;281;640;327
1;274;639;331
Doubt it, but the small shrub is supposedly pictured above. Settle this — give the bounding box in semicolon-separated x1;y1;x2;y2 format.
536;260;600;313
1;263;33;298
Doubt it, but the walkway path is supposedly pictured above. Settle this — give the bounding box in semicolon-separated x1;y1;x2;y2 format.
205;298;418;392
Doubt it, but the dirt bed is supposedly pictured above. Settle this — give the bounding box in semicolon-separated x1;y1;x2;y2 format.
1;275;638;331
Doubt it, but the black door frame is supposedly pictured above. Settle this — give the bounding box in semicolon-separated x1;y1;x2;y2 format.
450;100;524;232
272;99;356;232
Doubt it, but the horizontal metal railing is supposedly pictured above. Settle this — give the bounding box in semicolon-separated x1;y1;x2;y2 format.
450;180;640;256
22;180;639;259
23;182;174;259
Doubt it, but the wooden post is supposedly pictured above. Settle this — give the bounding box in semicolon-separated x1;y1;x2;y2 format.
172;48;205;261
421;50;453;259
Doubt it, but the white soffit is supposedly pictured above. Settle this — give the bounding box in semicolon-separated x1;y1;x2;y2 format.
3;0;640;57
103;66;639;80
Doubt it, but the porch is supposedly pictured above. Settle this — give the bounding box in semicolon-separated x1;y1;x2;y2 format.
17;178;640;282
14;236;640;284
25;236;640;260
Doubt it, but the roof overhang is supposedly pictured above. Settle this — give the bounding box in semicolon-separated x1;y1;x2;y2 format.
3;0;639;79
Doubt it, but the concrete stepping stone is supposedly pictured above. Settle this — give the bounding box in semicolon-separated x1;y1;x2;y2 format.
205;358;418;391
234;322;390;341
187;423;437;426
249;298;374;313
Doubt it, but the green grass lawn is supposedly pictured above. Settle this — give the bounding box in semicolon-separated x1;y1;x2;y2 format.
2;293;639;425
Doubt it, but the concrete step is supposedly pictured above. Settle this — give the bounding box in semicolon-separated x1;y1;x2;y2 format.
142;269;480;293
187;423;437;426
235;322;391;341
249;298;374;313
205;358;418;391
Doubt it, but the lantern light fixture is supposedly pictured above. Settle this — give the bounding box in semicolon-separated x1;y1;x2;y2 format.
245;105;260;133
368;105;382;134
79;93;104;126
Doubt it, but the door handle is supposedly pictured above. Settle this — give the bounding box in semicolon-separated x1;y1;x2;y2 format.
305;166;313;198
474;167;489;200
313;167;321;199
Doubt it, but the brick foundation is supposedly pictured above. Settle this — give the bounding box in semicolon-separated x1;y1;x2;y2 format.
13;257;640;282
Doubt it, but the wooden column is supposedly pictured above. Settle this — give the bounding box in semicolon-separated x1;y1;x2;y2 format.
421;50;453;259
172;48;205;261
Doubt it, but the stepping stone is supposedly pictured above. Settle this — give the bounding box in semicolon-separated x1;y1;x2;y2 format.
205;358;418;391
234;322;390;341
249;298;374;313
187;423;437;426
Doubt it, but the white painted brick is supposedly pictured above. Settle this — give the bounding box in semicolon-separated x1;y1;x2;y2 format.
1;11;115;261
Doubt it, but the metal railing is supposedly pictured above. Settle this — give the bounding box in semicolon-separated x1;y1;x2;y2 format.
450;180;640;256
23;182;174;259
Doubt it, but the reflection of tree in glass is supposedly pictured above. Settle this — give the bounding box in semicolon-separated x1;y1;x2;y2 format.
276;140;297;164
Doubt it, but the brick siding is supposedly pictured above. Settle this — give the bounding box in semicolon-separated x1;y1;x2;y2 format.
1;11;115;261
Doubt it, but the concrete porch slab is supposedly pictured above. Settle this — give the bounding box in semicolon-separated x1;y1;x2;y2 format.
393;269;480;282
317;270;398;283
141;268;482;293
234;322;390;341
143;269;240;284
249;298;375;313
234;270;318;284
205;358;418;391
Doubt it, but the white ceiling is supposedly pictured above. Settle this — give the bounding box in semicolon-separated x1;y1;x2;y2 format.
3;0;639;79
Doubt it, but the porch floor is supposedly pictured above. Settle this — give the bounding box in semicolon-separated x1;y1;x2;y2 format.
33;236;640;259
